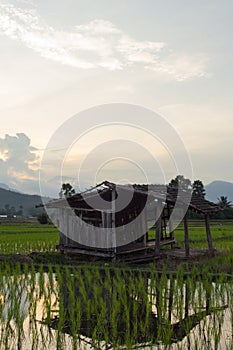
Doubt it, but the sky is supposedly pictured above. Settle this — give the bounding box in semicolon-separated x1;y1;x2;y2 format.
0;0;232;197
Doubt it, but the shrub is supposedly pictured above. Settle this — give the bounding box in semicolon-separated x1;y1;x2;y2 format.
37;213;49;224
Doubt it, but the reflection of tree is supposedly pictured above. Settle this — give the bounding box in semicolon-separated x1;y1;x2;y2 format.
47;270;228;348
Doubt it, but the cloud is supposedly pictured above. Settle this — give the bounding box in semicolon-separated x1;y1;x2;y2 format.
0;2;208;80
0;133;39;192
151;53;209;81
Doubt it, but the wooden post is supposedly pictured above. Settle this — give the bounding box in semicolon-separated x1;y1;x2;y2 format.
155;199;162;256
205;213;213;251
101;211;106;228
111;188;117;260
167;203;175;247
106;210;111;252
184;212;190;257
168;277;174;322
156;284;162;324
64;208;69;246
142;209;148;247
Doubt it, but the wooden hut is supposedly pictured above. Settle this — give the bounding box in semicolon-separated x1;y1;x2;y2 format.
45;181;220;262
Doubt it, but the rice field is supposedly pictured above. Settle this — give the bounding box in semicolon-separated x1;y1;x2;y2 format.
0;223;59;254
0;220;232;349
0;264;232;349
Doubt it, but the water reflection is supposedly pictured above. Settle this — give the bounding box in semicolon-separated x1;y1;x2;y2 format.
0;268;232;349
49;269;231;349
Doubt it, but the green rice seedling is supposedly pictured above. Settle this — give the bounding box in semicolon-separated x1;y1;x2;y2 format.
53;266;66;349
111;285;122;345
2;270;24;348
230;275;233;322
76;269;87;307
38;264;45;300
0;260;232;349
47;264;56;296
64;270;79;348
132;279;140;341
135;273;150;341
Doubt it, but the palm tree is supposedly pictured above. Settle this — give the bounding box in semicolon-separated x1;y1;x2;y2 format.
217;196;232;209
192;180;205;198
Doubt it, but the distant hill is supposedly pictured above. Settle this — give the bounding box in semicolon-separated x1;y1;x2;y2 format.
0;187;51;217
205;181;233;203
0;183;11;191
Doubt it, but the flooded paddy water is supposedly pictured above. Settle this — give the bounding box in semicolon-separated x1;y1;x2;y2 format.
0;264;232;349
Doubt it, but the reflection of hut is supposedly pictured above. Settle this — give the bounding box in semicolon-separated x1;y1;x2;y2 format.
46;181;220;262
49;269;227;348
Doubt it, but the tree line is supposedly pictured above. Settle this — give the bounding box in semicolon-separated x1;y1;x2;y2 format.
0;204;24;217
169;175;233;219
2;179;231;222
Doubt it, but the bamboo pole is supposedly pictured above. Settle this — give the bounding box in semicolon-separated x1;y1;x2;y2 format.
184;213;190;257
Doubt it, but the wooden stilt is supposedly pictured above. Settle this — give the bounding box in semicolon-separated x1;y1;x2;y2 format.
167;203;175;248
111;188;117;260
205;213;213;251
184;213;190;257
141;209;148;247
168;277;174;321
155;199;162;256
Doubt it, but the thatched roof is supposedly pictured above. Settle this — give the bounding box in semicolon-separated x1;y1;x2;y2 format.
46;180;220;215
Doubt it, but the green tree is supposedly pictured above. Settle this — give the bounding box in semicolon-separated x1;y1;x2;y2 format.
217;196;232;209
4;204;10;216
192;180;205;198
60;183;75;198
17;205;24;216
37;213;49;224
169;175;192;191
4;204;16;218
10;206;16;216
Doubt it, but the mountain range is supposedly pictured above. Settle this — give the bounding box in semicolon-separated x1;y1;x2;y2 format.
205;180;233;203
0;187;51;216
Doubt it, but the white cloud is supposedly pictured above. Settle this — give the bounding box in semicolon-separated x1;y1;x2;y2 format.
0;133;39;191
152;53;209;81
117;36;165;65
74;19;121;35
0;2;209;80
